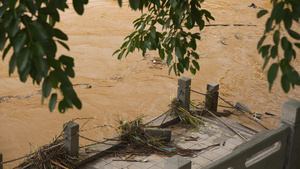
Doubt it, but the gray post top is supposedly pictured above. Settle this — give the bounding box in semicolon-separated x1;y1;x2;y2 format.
178;77;191;88
282;99;300;126
207;82;219;92
63;121;79;135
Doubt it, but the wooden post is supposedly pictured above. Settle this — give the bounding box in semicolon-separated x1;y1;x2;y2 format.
177;77;191;110
0;152;2;169
205;82;219;112
281;99;300;169
63;121;79;157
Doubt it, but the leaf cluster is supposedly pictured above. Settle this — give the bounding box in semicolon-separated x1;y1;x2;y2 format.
257;0;300;92
0;0;89;112
114;0;214;76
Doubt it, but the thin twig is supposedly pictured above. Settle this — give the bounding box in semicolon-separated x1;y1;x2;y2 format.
205;109;248;141
172;131;198;140
50;160;68;169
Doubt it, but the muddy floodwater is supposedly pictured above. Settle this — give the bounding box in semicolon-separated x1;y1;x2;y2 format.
0;0;299;168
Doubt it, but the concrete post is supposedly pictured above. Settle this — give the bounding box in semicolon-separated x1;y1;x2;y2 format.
205;82;219;112
281;99;300;169
63;121;79;157
164;155;191;169
177;77;191;110
0;152;2;169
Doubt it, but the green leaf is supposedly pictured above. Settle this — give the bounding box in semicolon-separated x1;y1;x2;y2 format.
265;18;273;32
150;27;156;39
17;48;31;72
53;28;68;40
288;29;300;40
7;18;19;38
281;37;289;50
190;39;196;50
9;53;17;75
191;51;199;59
28;21;49;41
291;71;300;85
3;13;13;29
42;40;57;58
270;45;278;59
268;63;278;91
192;60;200;70
257;35;266;49
0;30;7;50
47;72;56;89
171;0;178;8
284;47;293;62
281;74;290;93
65;66;75;78
129;0;139;10
18;61;31;82
177;62;184;73
59;55;74;67
118;0;122;7
9;0;17;8
175;47;182;60
273;30;280;45
60;85;82;109
197;19;205;31
24;0;37;14
11;32;27;54
257;10;268;18
117;49;126;60
2;44;11;60
49;93;57;112
280;59;293;77
73;0;84;15
57;40;70;51
159;49;165;60
262;56;270;70
42;76;52;98
272;1;284;24
58;100;68;113
168;65;174;75
295;43;300;49
284;8;292;30
259;45;271;58
157;18;164;25
55;68;72;86
0;3;8;16
112;49;121;56
121;41;130;49
166;54;173;66
190;66;196;75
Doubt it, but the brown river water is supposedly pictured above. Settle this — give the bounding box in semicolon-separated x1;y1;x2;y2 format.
0;0;299;168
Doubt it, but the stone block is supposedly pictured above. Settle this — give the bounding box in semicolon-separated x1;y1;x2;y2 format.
205;82;219;112
206;82;219;93
282;99;300;126
178;77;191;88
177;77;191;110
164;155;191;169
281;99;300;169
63;121;79;157
144;128;171;142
